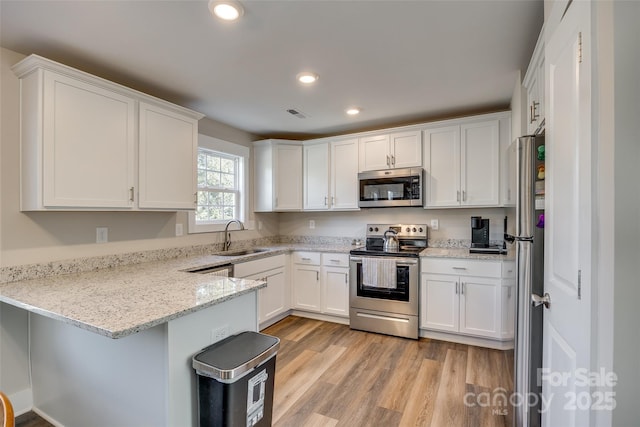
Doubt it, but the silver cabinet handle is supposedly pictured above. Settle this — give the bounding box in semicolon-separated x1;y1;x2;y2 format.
193;192;198;205
457;191;460;202
324;196;328;206
301;257;311;261
461;282;465;295
330;259;341;263
507;287;512;298
455;282;459;294
386;155;390;167
530;101;540;123
452;267;467;270
344;273;348;284
532;292;551;309
462;190;467;202
316;271;319;281
391;154;395;166
129;187;135;202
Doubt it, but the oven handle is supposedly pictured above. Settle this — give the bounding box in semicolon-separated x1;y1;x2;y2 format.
349;256;418;266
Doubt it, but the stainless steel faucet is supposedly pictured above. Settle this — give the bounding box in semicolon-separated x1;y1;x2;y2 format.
223;220;245;251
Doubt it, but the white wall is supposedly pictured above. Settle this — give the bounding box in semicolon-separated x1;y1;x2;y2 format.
279;207;509;243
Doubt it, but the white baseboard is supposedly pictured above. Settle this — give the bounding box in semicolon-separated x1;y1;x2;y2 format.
290;310;349;325
8;388;32;417
33;407;65;427
420;329;515;350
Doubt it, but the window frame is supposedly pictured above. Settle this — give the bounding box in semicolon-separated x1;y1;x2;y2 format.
188;134;251;233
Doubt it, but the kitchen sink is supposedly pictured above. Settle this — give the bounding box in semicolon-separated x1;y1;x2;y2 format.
216;248;269;257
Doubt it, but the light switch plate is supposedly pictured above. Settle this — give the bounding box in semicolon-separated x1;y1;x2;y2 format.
175;223;183;237
309;220;315;229
430;219;439;231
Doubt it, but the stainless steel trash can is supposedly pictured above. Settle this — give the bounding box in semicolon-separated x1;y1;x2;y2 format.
192;331;280;427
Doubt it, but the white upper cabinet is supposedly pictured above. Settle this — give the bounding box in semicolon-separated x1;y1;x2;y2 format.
303;138;359;211
460;120;500;206
359;130;421;172
12;55;203;211
138;102;198;210
303;143;330;210
524;30;545;135
254;140;303;212
423;113;508;208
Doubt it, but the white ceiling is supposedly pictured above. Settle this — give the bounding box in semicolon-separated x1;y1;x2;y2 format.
0;0;543;139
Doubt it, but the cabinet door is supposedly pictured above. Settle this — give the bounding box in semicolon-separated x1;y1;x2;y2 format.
358;134;390;171
330;138;359;210
501;281;515;339
460;120;500;206
42;71;135;208
138;102;197;209
274;145;302;210
303;143;330;210
322;267;349;317
260;269;287;323
421;274;459;332
459;276;500;338
423;126;460;207
390;130;422;169
292;266;321;312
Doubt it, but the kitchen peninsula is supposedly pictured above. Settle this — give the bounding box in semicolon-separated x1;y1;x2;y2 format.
0;253;270;427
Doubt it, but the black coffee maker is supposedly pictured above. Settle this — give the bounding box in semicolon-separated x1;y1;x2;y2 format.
470;216;505;254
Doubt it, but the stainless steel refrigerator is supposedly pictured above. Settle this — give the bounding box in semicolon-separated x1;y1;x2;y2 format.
506;135;545;427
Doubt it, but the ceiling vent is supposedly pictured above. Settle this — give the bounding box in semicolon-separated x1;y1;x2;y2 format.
286;109;306;119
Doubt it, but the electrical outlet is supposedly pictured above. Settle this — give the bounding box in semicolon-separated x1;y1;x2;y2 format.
96;227;108;243
211;325;229;343
309;220;315;229
175;223;183;236
430;219;439;231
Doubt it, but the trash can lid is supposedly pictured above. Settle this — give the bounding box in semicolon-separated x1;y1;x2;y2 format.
192;331;280;381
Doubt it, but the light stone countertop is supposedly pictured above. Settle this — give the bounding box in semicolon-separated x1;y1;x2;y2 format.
0;243;356;339
420;247;516;261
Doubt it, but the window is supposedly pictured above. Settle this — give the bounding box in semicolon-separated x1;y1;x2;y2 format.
196;149;240;222
189;135;250;233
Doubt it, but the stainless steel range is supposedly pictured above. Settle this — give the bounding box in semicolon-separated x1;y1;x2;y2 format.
349;224;427;339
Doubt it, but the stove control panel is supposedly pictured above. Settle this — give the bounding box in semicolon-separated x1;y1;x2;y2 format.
365;224;428;239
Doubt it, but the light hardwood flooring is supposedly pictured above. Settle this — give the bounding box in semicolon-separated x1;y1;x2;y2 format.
263;316;514;427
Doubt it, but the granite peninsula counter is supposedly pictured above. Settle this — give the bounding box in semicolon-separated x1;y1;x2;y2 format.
0;243;355;427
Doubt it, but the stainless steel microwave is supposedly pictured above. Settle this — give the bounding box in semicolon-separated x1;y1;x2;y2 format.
358;168;423;208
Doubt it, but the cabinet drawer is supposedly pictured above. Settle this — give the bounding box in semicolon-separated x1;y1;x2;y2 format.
292;252;321;265
234;254;286;278
502;261;516;279
421;258;501;278
321;253;349;267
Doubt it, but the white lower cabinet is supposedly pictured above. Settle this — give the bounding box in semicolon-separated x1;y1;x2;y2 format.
292;252;349;318
234;255;288;325
420;258;514;343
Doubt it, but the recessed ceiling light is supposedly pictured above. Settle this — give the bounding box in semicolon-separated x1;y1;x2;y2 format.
296;72;319;84
209;1;244;21
346;108;361;115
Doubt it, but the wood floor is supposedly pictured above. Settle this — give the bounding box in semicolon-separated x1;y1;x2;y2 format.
15;315;514;427
263;316;514;427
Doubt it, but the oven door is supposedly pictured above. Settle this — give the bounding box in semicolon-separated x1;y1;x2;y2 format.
349;255;418;316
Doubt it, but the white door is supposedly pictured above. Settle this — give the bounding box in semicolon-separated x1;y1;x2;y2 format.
303;143;330;210
423;126;460;207
330;138;359;210
420;274;459;332
542;2;592;426
138;102;198;209
459;276;500;338
274;144;302;210
322;267;349;317
259;269;286;322
42;71;135;208
358;134;390;171
292;266;321;312
390;130;422;169
460;120;500;206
